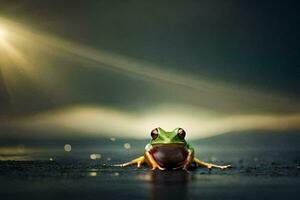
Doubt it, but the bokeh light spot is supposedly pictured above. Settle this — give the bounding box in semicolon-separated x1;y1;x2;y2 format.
123;143;131;150
89;172;97;177
112;172;119;176
90;153;101;160
64;144;72;152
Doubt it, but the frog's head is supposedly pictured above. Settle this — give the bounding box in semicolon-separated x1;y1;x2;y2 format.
150;127;187;145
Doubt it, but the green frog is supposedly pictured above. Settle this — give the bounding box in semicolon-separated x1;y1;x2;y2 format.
115;127;231;170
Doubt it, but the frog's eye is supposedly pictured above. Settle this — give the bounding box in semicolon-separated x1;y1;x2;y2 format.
151;128;159;139
177;128;186;139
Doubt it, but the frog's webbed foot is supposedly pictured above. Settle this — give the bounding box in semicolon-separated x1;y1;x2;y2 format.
114;156;145;168
150;162;166;170
172;165;191;173
194;157;231;170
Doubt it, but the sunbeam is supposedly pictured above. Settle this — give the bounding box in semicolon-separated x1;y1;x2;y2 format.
0;17;299;115
0;25;7;41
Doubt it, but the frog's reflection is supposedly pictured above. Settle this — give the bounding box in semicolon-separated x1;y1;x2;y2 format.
144;170;190;200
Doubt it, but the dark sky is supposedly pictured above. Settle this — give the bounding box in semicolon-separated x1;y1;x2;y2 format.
0;0;299;116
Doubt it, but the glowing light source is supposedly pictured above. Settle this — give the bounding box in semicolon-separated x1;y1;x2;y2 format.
0;25;7;40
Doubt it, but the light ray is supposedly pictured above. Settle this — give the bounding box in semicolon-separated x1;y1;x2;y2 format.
0;25;7;41
0;17;299;114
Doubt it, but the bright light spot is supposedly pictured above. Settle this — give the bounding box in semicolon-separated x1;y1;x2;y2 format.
0;26;7;40
89;172;97;177
49;157;53;161
64;144;72;152
110;137;116;141
90;153;101;160
111;172;119;176
124;143;131;150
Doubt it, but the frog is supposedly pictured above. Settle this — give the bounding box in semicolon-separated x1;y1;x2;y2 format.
115;127;231;170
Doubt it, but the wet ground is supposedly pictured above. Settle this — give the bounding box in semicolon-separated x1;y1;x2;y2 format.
1;133;300;200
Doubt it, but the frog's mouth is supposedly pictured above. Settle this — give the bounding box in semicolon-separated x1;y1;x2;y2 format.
150;144;188;168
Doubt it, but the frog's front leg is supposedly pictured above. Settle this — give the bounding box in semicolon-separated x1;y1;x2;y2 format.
114;156;145;168
173;147;194;170
144;151;166;170
172;143;194;171
194;157;231;170
143;143;166;170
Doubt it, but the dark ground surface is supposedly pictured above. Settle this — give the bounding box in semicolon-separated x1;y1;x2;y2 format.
1;131;300;200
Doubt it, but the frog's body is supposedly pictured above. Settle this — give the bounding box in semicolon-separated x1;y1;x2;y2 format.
115;128;231;170
148;144;188;169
